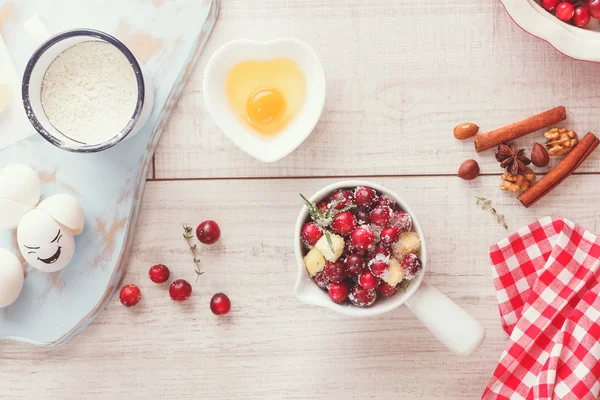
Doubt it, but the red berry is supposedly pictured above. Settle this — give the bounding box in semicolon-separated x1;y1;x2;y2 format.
317;201;329;214
590;0;600;18
169;279;192;301
331;189;354;210
402;254;423;279
541;0;559;10
358;271;379;290
573;6;590;27
148;264;170;283
348;285;377;307
328;282;349;303
380;226;401;246
376;195;395;208
379;282;398;298
301;222;323;247
196;220;221;244
370;206;391;227
555;2;575;21
354;186;378;209
350;226;375;251
370;243;391;258
210;293;231;315
332;212;357;235
369;259;389;277
356;208;371;224
324;261;346;282
345;253;366;276
314;270;330;289
390;211;413;232
119;284;141;307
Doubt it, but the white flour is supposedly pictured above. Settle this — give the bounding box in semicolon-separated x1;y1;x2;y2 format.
41;41;138;145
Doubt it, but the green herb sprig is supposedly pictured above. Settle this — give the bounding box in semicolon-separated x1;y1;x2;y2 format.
183;225;203;282
300;193;356;252
476;197;508;229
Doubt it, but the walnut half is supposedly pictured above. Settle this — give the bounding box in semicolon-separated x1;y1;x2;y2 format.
545;128;578;156
500;168;536;193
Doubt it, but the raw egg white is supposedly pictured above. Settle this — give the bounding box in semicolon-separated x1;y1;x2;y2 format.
226;58;306;136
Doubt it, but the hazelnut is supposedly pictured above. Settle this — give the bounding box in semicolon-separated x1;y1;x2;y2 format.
458;159;480;180
453;122;479;139
530;143;550;167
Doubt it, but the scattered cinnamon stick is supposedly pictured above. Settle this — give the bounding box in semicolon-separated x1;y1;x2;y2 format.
474;106;567;153
517;132;599;208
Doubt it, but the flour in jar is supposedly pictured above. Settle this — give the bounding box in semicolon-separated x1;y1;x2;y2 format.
40;41;138;145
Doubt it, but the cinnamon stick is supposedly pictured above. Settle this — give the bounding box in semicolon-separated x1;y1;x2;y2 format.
474;106;567;152
517;132;599;208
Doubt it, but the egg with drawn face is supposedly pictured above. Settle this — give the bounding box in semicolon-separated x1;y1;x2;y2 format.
17;209;75;273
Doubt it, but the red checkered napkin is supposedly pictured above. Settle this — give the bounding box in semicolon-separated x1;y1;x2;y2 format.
483;217;600;400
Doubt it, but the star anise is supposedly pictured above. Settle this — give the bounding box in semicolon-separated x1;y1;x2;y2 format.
495;143;531;175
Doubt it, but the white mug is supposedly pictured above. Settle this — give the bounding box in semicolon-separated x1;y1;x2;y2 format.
294;180;486;356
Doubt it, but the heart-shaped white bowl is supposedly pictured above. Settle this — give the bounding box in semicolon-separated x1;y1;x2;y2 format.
501;0;600;62
203;38;326;163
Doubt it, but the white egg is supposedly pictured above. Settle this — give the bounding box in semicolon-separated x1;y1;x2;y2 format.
17;209;75;273
0;248;24;308
37;194;84;235
0;164;41;208
0;198;34;229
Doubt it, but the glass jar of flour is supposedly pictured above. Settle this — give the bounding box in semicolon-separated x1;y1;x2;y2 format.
22;29;154;152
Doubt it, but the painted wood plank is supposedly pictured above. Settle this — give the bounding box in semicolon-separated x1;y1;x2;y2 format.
154;0;600;179
1;175;597;399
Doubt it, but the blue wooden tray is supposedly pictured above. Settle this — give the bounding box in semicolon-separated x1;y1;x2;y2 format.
0;0;219;346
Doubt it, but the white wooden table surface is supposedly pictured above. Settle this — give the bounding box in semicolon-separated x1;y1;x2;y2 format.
3;1;600;399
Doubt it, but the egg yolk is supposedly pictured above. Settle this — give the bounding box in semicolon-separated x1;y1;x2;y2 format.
246;87;286;126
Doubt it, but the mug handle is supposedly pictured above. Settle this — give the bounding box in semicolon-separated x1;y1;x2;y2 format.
404;281;485;356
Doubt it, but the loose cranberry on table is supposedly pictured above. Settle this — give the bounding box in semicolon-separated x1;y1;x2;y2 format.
119;284;141;307
148;264;170;284
331;212;357;235
301;222;323;247
210;293;231;315
358;271;379;290
330;189;354;210
348;285;377;307
324;260;346;282
328;282;349;303
169;279;192;301
345;253;366;276
350;226;375;251
354;186;378;209
196;220;221;245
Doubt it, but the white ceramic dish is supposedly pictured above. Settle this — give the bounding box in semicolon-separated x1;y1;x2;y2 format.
294;180;486;356
203;38;326;163
501;0;600;61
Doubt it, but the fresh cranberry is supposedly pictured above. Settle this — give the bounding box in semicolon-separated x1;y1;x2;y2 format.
328;282;349;303
541;0;559;10
376;195;395;208
148;264;170;284
354;186;378;209
369;258;389;277
119;284;141;307
390;211;413;232
345;253;366;276
590;0;600;18
314;270;330;289
210;293;231;315
380;226;401;246
370;243;391;258
350;226;375;251
358;271;379;290
370;206;391;227
169;279;192;301
332;212;357;235
402;254;423;279
348;285;377;307
196;220;221;245
324;261;346;282
331;189;354;210
317;201;329;214
573;6;590;26
555;2;575;21
379;282;398;298
356;208;371;224
301;222;323;247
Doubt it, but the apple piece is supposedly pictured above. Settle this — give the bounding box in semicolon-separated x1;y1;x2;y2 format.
392;231;421;259
382;257;405;287
303;248;326;277
314;233;344;262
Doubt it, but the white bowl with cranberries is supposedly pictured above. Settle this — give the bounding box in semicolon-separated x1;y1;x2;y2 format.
294;181;485;356
501;0;600;62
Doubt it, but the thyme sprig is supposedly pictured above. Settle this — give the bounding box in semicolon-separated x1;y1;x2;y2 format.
300;193;356;252
475;197;508;229
183;225;203;282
